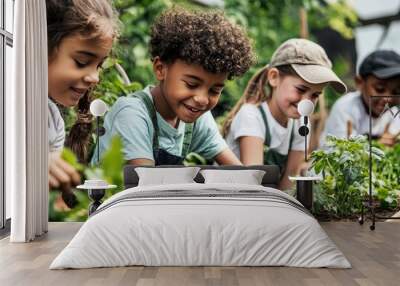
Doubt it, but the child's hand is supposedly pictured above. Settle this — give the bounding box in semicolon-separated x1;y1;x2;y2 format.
48;152;81;189
378;124;399;147
298;161;312;176
378;132;398;147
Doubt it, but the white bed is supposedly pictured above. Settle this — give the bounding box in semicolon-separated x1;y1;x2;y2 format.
50;179;351;269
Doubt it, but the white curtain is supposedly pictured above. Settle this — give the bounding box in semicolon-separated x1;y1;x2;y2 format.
7;0;48;242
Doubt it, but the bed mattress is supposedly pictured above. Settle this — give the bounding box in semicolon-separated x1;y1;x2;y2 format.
50;183;350;269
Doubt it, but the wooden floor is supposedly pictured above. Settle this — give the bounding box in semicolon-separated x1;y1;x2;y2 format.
1;222;399;286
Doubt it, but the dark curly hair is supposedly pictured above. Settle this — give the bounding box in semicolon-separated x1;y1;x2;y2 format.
150;7;256;79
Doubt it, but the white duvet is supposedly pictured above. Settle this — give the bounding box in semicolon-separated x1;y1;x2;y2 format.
50;183;351;269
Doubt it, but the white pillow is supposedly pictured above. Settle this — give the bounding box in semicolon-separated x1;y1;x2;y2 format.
136;167;200;186
200;169;266;185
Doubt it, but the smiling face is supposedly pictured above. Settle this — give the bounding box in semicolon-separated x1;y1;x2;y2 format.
48;34;113;107
152;58;227;124
356;75;400;117
268;68;326;120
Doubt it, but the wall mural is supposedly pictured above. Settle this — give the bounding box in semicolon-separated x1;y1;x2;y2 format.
46;1;399;226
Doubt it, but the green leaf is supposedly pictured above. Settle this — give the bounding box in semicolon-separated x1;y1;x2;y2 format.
310;135;398;218
99;136;125;187
61;148;84;172
184;152;207;166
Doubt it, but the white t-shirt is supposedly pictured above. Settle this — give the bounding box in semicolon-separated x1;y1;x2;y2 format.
48;98;65;152
320;91;400;146
226;102;305;160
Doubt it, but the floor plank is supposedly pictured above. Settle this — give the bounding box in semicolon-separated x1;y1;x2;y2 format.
0;222;399;286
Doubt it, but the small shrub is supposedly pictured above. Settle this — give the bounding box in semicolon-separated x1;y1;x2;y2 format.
310;135;399;218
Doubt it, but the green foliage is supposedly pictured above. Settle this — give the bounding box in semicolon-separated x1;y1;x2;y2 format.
63;0;358;135
373;142;400;206
184;152;208;166
48;189;92;222
61;148;84;172
103;0;358;122
112;0;168;88
62;0;357;129
214;0;357;121
94;58;143;107
94;136;125;188
49;136;126;222
307;0;358;39
57;1;361;221
51;134;214;221
310;136;399;218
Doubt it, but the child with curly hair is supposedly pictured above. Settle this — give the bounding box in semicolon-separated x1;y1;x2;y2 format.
92;7;255;166
46;0;119;190
222;39;347;190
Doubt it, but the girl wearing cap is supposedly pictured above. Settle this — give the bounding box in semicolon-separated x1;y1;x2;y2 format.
321;50;400;147
222;38;346;190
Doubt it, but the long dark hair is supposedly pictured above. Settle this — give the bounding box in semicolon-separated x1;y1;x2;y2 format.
46;0;119;162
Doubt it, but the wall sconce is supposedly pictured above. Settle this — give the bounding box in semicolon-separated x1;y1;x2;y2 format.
77;99;115;216
90;99;108;164
289;99;321;210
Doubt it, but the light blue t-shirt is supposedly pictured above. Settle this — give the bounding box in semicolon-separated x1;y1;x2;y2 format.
91;86;227;164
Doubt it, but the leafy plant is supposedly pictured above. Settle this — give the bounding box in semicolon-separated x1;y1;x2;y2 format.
372;142;400;206
307;0;358;39
49;136;125;222
57;0;361;221
310;135;399;218
216;0;357;121
184;152;208;166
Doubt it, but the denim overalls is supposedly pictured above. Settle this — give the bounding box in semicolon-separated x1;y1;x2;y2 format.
134;91;194;165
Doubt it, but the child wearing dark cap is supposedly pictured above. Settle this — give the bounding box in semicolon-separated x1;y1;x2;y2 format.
321;50;400;147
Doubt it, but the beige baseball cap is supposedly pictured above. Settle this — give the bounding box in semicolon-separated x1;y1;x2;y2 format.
270;38;347;93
